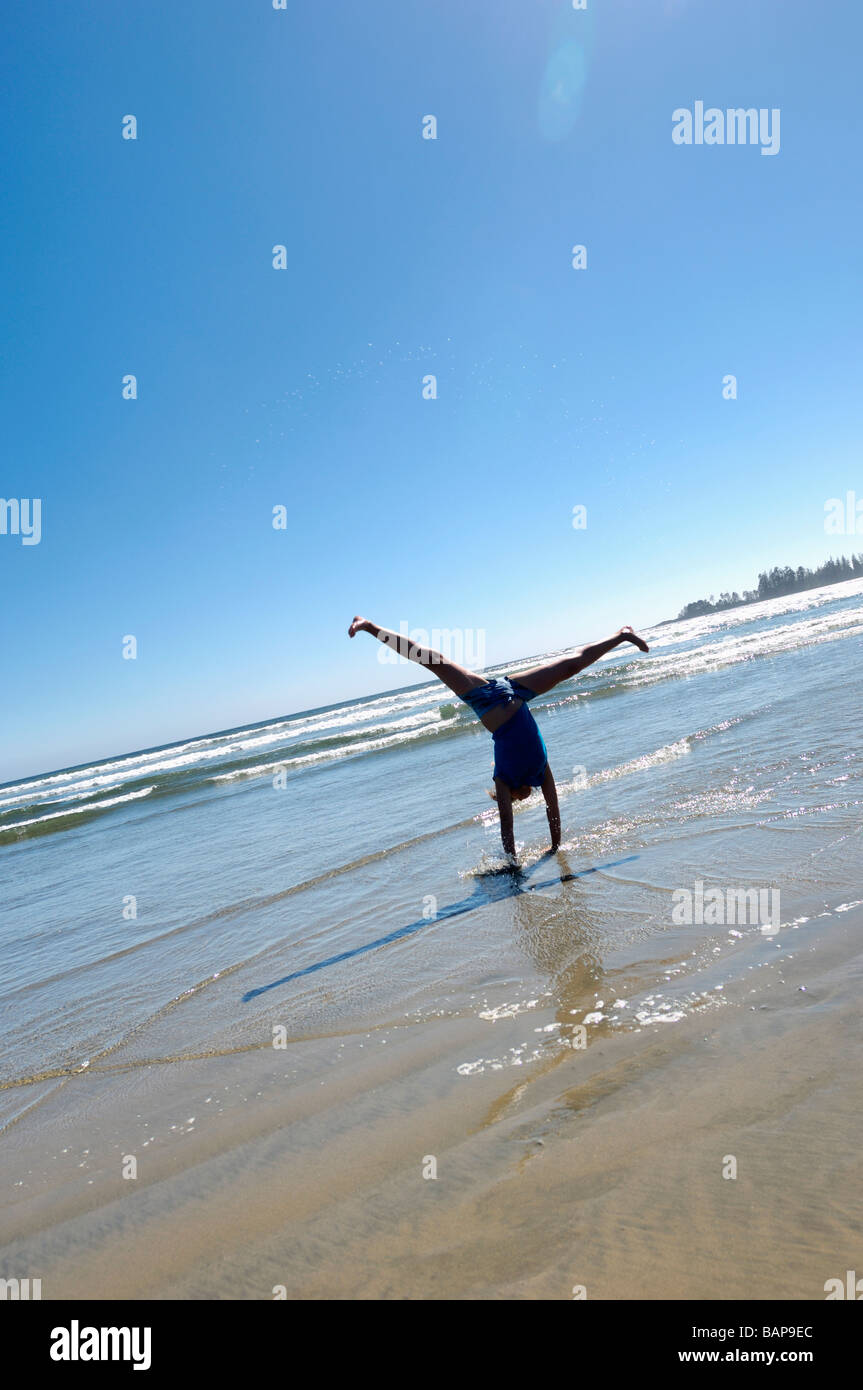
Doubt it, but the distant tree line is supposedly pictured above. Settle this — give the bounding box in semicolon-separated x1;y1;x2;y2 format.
677;553;863;620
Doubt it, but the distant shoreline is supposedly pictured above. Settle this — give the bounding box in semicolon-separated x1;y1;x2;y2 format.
664;551;863;624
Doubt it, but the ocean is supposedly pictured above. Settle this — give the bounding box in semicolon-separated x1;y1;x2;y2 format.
2;579;862;1298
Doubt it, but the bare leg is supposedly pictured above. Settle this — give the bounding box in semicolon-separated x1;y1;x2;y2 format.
348;616;485;698
515;626;649;698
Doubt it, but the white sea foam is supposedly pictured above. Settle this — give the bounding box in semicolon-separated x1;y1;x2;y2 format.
0;785;156;833
3;577;861;816
209;717;450;781
556;735;693;800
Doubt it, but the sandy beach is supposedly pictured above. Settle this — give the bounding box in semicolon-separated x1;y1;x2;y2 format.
2;890;862;1301
3;585;862;1300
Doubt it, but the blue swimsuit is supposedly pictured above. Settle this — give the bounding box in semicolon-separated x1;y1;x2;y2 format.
459;677;548;790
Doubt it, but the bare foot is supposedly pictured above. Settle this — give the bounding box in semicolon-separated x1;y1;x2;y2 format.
619;625;649;652
348;615;370;638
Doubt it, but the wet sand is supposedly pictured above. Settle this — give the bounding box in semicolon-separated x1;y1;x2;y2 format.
2;899;861;1300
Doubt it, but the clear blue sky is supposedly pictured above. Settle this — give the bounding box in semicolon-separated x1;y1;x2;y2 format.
2;0;860;782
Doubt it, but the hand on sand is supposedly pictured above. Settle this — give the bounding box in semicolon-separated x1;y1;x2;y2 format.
348;615;369;638
619;625;649;652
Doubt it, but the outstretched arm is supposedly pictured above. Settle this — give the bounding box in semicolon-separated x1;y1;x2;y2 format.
541;765;561;851
494;779;517;857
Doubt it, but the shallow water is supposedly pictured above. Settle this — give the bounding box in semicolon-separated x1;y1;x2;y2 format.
1;580;861;1098
2;586;862;1297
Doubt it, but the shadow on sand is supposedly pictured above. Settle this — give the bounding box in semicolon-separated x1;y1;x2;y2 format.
242;854;639;1002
